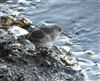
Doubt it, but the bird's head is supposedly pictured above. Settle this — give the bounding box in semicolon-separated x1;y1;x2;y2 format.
50;24;62;41
51;24;62;35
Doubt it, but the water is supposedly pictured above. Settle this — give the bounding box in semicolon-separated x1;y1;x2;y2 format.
0;0;100;81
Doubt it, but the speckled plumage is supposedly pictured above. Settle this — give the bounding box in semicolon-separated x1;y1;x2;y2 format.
28;25;62;48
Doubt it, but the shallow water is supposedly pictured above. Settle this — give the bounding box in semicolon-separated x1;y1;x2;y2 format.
0;0;100;81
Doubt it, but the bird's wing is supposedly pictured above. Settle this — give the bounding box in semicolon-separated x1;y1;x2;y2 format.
30;29;45;39
28;29;45;43
39;27;51;34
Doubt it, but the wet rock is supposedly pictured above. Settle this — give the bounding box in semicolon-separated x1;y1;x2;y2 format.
35;47;52;56
0;29;15;44
0;64;12;81
9;43;22;49
60;58;77;66
0;15;32;29
0;45;12;57
17;37;35;54
0;16;15;29
16;73;25;81
0;15;84;81
15;17;32;28
0;38;84;81
61;46;72;55
8;26;29;37
0;29;16;57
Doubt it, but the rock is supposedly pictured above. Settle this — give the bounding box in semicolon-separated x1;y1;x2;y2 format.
0;16;15;29
0;35;84;81
15;17;32;28
0;29;15;44
9;43;22;49
0;29;16;57
17;37;35;53
16;73;25;81
0;16;84;81
0;15;32;29
0;64;13;81
61;46;72;55
8;26;29;37
60;58;77;66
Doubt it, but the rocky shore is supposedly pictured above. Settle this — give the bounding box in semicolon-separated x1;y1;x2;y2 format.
0;15;84;81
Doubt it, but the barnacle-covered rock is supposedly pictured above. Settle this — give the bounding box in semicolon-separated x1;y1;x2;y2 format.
0;16;15;29
0;15;32;29
0;15;84;81
0;31;84;81
52;46;77;66
15;17;32;28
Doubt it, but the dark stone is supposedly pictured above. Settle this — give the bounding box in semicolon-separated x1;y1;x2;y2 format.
0;64;13;81
0;29;15;57
16;73;25;81
0;26;84;81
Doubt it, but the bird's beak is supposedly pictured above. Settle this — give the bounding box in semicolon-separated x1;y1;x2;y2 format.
61;31;71;38
62;32;68;37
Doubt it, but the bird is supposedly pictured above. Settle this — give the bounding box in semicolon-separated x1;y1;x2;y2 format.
27;24;62;48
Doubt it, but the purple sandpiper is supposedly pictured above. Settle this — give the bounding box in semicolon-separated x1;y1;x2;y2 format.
28;24;62;48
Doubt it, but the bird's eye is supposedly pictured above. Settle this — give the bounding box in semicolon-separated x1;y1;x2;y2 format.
58;27;62;32
54;25;61;30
